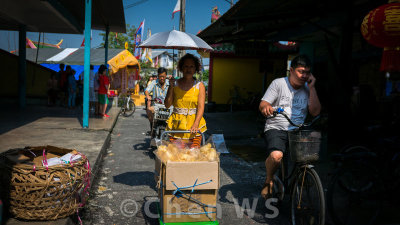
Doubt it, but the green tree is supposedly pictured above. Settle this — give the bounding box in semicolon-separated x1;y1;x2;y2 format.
99;24;137;53
201;70;209;81
140;61;152;69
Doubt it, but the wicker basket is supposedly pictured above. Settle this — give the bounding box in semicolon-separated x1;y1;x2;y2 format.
288;130;322;163
0;145;90;220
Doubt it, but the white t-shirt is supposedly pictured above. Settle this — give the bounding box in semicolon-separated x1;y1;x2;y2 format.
262;77;309;131
89;70;95;88
78;70;95;88
94;72;99;90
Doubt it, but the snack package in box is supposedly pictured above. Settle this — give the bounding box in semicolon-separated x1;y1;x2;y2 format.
155;142;219;163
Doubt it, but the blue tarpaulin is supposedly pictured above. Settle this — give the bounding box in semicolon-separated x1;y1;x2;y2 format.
40;64;101;80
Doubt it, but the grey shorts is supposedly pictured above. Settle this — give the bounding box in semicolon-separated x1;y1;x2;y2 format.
264;129;288;156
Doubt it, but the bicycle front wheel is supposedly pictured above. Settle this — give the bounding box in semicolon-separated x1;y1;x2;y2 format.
291;167;325;225
123;99;135;117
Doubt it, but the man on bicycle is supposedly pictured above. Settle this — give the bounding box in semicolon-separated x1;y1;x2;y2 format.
145;67;169;132
259;55;321;199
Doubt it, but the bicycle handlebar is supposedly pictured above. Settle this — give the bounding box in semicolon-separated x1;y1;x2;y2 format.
266;107;320;129
160;130;206;146
149;98;165;104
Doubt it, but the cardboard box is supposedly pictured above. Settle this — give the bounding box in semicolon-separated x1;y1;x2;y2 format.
155;154;219;223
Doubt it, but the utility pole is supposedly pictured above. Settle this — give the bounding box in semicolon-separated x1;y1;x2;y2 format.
178;0;186;64
179;0;185;32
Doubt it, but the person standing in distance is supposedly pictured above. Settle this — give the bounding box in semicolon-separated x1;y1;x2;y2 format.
97;65;110;118
259;54;321;199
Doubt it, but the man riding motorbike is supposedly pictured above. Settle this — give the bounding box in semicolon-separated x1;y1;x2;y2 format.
145;67;169;136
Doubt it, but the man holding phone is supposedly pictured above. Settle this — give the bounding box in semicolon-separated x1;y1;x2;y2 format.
259;54;321;199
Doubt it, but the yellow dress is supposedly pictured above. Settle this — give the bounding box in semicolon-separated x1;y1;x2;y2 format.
166;81;207;139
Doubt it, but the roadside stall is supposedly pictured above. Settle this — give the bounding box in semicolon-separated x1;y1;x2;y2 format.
108;50;140;94
107;50;145;106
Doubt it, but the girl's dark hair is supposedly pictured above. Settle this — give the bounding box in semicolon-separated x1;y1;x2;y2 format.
98;64;107;74
177;53;201;73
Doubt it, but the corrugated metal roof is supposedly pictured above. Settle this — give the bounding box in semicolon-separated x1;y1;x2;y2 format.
62;49;124;65
0;0;126;34
198;0;387;43
24;48;64;63
16;48;126;65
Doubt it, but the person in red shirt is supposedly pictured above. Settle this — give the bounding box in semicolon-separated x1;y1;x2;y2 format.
97;65;110;118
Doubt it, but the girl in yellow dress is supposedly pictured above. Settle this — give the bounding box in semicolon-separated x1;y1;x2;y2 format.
164;53;207;148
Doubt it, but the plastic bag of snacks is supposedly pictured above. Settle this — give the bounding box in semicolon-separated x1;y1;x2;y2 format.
155;143;218;163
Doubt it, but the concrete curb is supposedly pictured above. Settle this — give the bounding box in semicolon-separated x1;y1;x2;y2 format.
67;108;121;225
88;107;121;196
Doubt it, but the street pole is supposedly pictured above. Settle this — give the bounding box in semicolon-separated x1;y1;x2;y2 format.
18;25;26;109
105;25;109;66
83;0;92;128
178;0;186;76
179;0;185;32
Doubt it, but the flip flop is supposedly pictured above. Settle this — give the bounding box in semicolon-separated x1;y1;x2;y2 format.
261;181;274;200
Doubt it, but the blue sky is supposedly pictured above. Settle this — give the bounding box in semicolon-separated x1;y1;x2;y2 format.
0;0;234;66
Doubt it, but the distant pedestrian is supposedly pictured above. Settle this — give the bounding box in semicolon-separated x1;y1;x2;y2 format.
67;69;77;109
94;67;100;115
97;65;110;118
78;65;96;112
88;65;96;114
60;65;71;107
56;63;65;83
47;73;58;106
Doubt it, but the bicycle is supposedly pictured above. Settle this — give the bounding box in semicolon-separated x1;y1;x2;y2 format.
327;136;400;225
226;85;245;112
120;91;136;117
266;108;325;225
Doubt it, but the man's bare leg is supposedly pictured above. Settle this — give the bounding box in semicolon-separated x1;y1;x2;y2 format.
261;150;283;199
146;106;155;132
95;101;99;115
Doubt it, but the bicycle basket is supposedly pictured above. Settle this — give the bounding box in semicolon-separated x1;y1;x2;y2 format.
288;130;321;162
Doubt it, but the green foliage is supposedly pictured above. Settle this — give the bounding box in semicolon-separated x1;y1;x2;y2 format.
99;24;137;52
140;61;152;69
201;70;209;81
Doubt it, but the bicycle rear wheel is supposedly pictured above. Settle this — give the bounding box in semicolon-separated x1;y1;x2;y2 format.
123;99;135;117
291;167;325;225
327;164;381;225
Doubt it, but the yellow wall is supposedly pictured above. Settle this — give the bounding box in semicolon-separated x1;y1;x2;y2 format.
211;57;263;104
1;50;54;98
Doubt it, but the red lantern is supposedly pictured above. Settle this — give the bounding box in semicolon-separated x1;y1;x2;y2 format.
361;3;400;71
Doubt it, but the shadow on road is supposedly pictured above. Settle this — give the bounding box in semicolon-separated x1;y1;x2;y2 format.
218;154;291;224
113;171;157;191
133;137;151;151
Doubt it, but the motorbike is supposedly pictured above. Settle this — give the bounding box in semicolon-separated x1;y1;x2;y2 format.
150;98;173;147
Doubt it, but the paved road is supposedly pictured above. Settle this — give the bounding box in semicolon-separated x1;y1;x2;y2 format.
82;108;291;224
